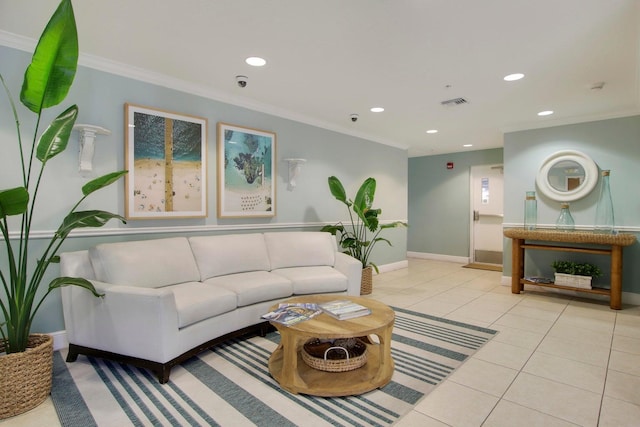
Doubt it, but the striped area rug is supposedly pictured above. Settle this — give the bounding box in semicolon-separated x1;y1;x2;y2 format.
51;307;497;426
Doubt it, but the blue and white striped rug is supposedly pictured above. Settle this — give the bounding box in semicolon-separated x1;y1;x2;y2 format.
51;307;497;426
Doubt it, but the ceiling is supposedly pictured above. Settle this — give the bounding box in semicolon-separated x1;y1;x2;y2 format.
1;0;639;157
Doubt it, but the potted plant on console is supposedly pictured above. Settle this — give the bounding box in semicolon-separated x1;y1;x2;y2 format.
0;0;126;418
551;260;603;290
321;176;407;295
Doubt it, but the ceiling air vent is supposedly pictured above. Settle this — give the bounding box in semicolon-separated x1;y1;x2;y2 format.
441;97;468;107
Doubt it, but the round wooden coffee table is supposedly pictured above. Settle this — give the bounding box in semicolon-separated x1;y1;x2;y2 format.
267;295;395;396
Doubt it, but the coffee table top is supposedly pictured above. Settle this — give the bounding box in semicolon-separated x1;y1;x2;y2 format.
271;295;395;339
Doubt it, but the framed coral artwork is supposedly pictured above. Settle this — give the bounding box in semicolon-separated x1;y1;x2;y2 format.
217;122;276;218
124;103;207;219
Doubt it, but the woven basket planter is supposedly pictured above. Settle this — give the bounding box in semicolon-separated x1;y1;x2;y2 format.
360;266;373;295
0;334;53;419
554;273;592;289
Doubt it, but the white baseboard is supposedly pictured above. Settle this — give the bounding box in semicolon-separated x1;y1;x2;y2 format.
50;330;68;352
376;260;409;274
407;251;470;264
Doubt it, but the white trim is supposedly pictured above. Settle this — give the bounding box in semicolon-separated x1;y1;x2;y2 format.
376;260;409;273
7;219;409;241
407;251;470;264
0;31;408;152
50;330;68;352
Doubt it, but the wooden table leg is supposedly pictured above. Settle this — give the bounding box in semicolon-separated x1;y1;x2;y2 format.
610;245;623;310
511;238;524;293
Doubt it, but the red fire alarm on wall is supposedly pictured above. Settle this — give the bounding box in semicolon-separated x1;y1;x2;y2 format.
446;162;454;169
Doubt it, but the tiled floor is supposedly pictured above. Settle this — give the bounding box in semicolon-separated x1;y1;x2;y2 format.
3;258;640;426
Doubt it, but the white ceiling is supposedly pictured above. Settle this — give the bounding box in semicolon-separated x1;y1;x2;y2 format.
1;0;639;157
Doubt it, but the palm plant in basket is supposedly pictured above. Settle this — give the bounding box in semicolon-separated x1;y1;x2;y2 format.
321;176;407;276
0;0;126;358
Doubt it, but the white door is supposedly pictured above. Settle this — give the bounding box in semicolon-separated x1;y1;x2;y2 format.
470;165;504;265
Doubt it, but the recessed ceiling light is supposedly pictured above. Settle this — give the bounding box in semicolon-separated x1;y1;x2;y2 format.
504;73;524;81
370;107;385;113
245;57;266;67
426;130;438;134
538;110;554;116
463;144;473;147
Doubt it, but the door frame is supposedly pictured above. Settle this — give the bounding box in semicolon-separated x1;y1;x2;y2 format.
469;164;504;264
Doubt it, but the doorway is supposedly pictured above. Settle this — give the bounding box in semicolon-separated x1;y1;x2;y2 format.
469;164;504;266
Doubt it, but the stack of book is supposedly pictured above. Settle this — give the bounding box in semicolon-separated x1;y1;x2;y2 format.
319;299;371;320
261;303;322;326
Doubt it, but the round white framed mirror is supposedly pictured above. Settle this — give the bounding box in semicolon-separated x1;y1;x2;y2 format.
535;150;598;202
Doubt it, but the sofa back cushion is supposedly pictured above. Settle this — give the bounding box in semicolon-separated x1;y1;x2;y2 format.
264;232;336;270
189;233;271;280
89;237;200;288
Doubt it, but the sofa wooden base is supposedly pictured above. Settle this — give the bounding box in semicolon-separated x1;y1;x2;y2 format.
66;322;275;384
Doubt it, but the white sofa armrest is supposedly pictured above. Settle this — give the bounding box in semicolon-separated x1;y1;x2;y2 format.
62;281;180;363
333;252;363;296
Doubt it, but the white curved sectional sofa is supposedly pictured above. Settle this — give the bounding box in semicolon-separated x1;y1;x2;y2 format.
59;231;362;383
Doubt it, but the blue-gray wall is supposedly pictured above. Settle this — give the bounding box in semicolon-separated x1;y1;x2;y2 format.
503;116;640;294
407;149;503;256
0;45;408;333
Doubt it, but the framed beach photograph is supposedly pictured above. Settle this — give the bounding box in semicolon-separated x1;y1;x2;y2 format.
125;104;207;219
217;123;276;218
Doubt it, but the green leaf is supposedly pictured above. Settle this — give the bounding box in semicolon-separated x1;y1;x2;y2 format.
328;176;349;205
20;0;78;113
82;170;128;196
0;187;29;218
49;276;104;297
57;210;126;240
380;221;408;229
353;177;376;213
36;105;77;162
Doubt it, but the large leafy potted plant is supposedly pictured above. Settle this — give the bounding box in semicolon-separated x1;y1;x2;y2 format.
321;176;407;295
0;0;126;417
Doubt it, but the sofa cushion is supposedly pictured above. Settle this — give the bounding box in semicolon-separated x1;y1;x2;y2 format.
272;266;348;295
189;234;271;280
264;232;336;270
164;282;237;328
89;237;200;288
204;271;293;307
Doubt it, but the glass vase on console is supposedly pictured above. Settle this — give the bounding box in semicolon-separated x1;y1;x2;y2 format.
555;203;575;232
524;191;537;230
594;170;615;234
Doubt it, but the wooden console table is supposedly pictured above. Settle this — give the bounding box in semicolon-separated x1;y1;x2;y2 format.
504;229;636;310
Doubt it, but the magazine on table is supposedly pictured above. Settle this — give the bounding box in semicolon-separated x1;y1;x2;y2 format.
261;303;322;326
318;299;372;320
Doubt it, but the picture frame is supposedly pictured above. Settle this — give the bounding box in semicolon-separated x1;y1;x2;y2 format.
124;103;207;219
217;122;276;218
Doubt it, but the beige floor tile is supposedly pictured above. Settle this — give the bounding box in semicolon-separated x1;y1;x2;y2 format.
489;325;545;350
492;313;555;334
507;304;563;322
442;313;492;328
598;396;640;427
536;336;611;368
608;350;640;377
406;298;461;316
483;400;579;427
446;305;505;324
414;381;499;427
394;410;450;426
546;321;613;348
472;340;534;370
447;358;518;397
503;373;601;426
554;313;615;334
612;334;640;355
614;321;640;340
604;369;640;406
523;352;606;392
0;398;61;427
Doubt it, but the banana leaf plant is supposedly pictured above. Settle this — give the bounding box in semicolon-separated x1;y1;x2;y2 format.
321;176;407;273
0;0;126;354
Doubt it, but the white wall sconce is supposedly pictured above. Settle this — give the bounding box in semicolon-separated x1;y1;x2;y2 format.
73;124;111;176
284;158;307;190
